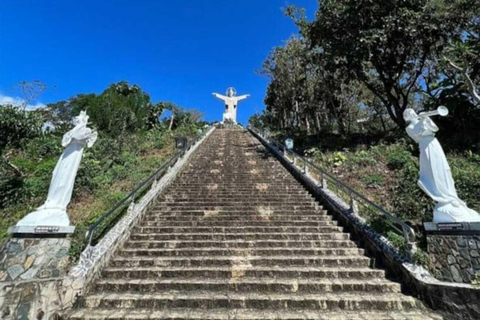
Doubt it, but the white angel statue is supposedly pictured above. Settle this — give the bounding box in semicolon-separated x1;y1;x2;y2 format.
17;111;98;227
403;107;480;223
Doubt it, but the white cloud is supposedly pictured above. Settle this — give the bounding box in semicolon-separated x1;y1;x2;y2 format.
0;94;47;110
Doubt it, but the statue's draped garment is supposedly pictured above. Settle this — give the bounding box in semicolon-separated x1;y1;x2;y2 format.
406;117;480;222
17;114;97;227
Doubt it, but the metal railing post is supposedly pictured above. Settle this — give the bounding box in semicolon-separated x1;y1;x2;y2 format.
322;173;328;190
349;192;359;214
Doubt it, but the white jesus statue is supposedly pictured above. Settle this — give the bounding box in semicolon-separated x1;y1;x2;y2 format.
404;108;480;223
16;111;98;227
212;87;250;124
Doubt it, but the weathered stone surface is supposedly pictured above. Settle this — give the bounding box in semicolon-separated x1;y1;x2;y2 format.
0;237;71;282
23;255;34;270
427;233;480;283
7;264;24;280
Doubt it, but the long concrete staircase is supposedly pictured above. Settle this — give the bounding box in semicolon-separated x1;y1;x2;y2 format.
68;128;442;320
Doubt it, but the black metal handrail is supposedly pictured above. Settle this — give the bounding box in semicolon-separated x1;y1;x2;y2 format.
85;127;212;246
248;126;416;256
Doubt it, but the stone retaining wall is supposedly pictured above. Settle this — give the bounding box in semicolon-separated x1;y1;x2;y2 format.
427;232;480;283
0;238;70;282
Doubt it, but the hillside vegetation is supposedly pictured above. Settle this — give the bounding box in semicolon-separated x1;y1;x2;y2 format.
0;81;206;259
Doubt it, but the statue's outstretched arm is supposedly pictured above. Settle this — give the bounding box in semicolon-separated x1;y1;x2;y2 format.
236;94;250;102
212;93;227;101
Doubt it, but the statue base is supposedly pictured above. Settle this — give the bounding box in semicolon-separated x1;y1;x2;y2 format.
13;207;71;228
8;225;75;235
0;232;73;281
433;202;480;223
424;222;480;283
0;232;75;320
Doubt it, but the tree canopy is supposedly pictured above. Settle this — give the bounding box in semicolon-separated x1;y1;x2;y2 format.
254;0;480;149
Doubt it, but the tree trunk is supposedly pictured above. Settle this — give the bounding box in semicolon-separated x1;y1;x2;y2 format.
1;155;24;177
168;111;175;131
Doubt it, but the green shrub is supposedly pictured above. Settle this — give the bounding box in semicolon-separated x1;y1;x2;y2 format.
450;155;480;212
22;158;57;199
0;105;43;153
0;170;23;208
349;150;377;166
327;152;347;167
362;174;385;187
138;130;169;151
387;149;413;170
391;159;434;222
387;231;407;252
24;135;62;159
75;153;102;194
304;147;322;160
472;272;480;286
412;249;429;267
368;216;390;234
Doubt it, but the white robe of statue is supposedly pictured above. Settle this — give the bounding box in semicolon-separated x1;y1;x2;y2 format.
17;111;98;227
403;109;480;223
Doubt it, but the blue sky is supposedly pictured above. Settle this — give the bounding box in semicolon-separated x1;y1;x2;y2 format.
0;0;317;124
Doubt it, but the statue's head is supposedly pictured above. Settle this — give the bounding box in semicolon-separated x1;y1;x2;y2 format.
74;111;89;126
226;87;236;97
403;108;418;123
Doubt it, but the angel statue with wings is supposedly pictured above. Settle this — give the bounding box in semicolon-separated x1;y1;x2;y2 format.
404;107;480;223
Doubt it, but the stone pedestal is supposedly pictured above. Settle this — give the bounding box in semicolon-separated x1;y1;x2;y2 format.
425;222;480;283
0;233;74;320
0;236;71;281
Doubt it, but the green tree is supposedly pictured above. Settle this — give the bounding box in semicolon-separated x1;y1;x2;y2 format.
0;105;43;176
298;0;472;128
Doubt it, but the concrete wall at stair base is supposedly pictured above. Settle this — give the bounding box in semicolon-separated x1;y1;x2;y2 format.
249;128;480;320
0;127;216;320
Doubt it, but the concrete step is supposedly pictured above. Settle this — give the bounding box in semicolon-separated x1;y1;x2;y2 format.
129;232;351;241
148;210;328;217
68;308;443;320
137;220;338;227
102;266;386;280
161;191;311;196
170;183;307;187
158;194;314;202
118;247;365;257
93;278;401;294
157;200;318;205
109;255;371;268
123;239;357;249
132;226;344;234
175;174;296;177
82;291;422;311
153;205;321;211
166;186;310;190
142;215;333;222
